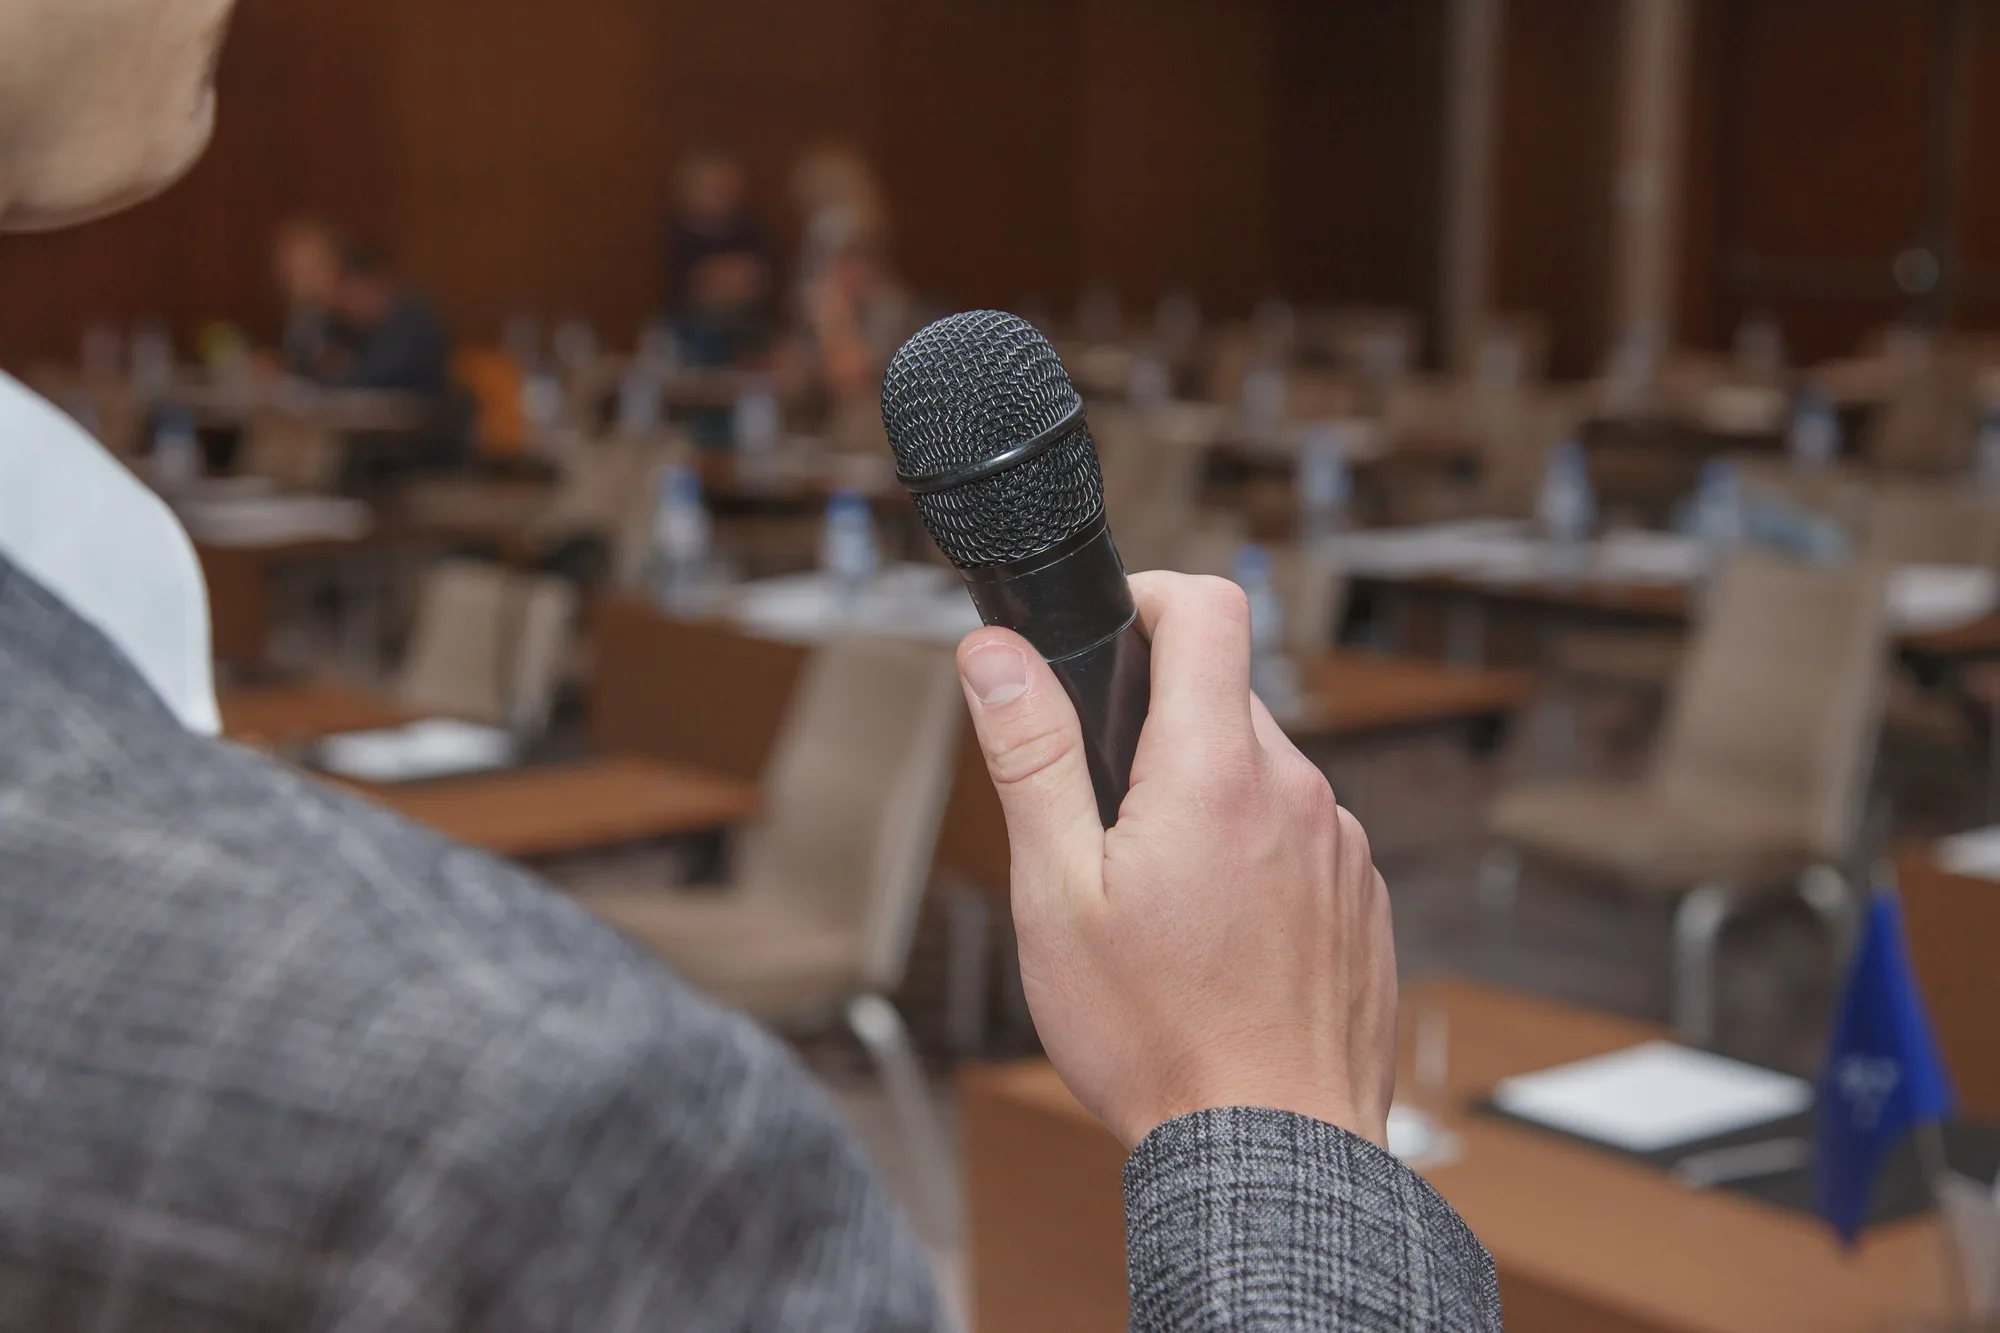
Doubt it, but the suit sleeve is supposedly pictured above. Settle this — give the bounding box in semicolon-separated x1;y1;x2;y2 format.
1123;1107;1502;1331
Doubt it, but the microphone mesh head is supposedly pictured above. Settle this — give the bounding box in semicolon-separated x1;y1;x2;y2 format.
880;310;1105;567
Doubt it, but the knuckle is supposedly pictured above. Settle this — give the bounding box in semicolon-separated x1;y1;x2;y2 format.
1334;803;1376;871
1186;575;1251;628
983;717;1079;791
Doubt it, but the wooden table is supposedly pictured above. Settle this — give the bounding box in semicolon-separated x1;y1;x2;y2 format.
962;979;1951;1333
1290;650;1535;745
217;680;413;748
592;594;1548;895
1897;846;2000;1124
356;755;758;860
220;682;757;860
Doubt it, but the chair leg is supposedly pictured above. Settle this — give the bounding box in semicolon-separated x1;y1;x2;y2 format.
1477;845;1522;913
845;993;958;1242
1671;882;1739;1048
1797;864;1855;961
943;881;991;1058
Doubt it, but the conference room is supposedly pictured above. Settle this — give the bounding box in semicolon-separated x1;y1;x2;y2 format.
5;0;2000;1328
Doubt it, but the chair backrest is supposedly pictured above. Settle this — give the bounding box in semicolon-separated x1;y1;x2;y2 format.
1653;550;1888;862
1734;457;1873;537
1095;405;1210;573
1478;389;1586;518
1864;358;1980;473
395;560;578;735
736;634;965;993
1863;482;2000;567
1174;534;1347;657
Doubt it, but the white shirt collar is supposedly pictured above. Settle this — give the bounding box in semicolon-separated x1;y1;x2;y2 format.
0;371;218;734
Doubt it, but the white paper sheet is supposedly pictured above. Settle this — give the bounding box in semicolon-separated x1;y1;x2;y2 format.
1491;1040;1814;1153
1887;564;1999;634
1936;826;2000;882
316;718;517;784
730;565;980;646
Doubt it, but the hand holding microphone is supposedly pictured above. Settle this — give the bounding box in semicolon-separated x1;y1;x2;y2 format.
956;574;1398;1150
882;314;1397;1151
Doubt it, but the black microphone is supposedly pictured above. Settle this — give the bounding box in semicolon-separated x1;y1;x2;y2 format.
881;310;1149;828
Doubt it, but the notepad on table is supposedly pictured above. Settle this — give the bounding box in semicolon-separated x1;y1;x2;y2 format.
1490;1040;1814;1154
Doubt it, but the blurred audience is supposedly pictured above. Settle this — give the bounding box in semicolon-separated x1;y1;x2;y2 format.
666;142;777;370
321;242;454;399
271;216;345;381
790;144;890;295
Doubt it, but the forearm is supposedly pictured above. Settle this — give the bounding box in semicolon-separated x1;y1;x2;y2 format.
1124;1108;1501;1332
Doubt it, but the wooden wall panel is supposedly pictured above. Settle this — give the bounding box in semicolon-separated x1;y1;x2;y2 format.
0;0;399;361
1074;0;1280;316
1275;1;1448;349
0;0;1449;369
874;0;1083;313
1491;0;1621;378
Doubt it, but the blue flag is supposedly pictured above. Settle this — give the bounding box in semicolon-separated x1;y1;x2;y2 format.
1814;888;1955;1245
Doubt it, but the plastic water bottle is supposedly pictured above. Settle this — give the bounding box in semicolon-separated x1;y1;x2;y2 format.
1234;544;1301;718
732;374;782;460
1128;352;1173;413
520;367;565;444
651;464;711;614
635;320;680;377
152;405;201;496
1975;406;2000;493
130;318;175;397
820;488;880;603
616;364;661;438
1297;424;1352;545
1538;440;1595;574
552;318;598;374
1241;363;1287;442
1787;385;1840;470
1690;458;1744;571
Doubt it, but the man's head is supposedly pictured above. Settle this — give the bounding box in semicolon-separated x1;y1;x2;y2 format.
329;242;401;327
272;217;343;311
676;144;749;229
0;0;238;232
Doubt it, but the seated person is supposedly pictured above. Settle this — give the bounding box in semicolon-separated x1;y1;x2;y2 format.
791;237;917;453
270;216;344;381
667;142;776;368
320;243;454;399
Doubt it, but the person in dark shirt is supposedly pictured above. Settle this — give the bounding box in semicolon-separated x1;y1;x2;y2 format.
666;142;777;367
271;216;345;381
323;243;454;398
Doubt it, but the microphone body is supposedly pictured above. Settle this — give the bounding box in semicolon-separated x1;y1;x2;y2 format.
959;513;1148;826
880;310;1150;827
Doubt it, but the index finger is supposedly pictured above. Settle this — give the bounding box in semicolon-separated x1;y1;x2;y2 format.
1127;570;1258;758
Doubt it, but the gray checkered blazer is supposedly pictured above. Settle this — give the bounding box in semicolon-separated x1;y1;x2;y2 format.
0;553;1498;1330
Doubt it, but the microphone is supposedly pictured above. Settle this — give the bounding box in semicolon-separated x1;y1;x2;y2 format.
881;310;1149;828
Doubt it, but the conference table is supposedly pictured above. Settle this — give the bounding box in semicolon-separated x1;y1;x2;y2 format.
587;592;1538;895
217;681;759;861
962;978;1955;1333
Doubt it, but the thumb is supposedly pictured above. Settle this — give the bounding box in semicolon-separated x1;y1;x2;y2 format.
956;628;1104;892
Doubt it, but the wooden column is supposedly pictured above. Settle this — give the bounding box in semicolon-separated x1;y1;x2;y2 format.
1440;0;1504;374
1608;0;1693;350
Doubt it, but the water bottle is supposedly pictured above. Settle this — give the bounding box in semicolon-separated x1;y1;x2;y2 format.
1297;423;1352;545
1234;544;1301;718
130;318;175;398
1128;351;1173;413
520;367;565;444
1787;385;1840;470
152;405;201;496
1241;362;1287;442
1690;458;1744;572
552;318;598;374
635;319;680;377
732;374;782;461
616;364;661;439
651;464;711;614
820;488;880;603
1538;439;1595;574
1975;406;2000;493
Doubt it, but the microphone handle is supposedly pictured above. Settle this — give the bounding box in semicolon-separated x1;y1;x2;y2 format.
958;514;1151;827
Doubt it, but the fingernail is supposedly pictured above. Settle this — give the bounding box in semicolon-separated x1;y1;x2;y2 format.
961;643;1029;706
